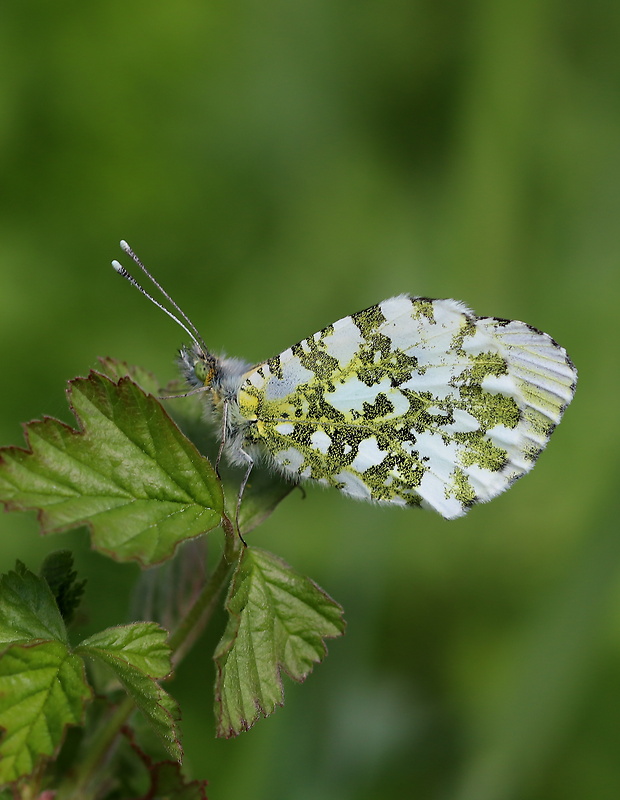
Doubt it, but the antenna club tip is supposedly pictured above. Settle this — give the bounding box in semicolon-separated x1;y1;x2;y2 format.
119;240;131;253
111;260;124;273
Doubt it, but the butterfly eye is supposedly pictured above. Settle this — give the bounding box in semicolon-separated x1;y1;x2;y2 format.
194;360;209;383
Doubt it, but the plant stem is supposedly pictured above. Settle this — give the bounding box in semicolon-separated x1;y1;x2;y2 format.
57;696;134;800
169;516;241;662
60;515;241;798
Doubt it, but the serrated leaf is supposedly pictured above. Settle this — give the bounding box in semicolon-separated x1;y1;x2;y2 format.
214;547;345;738
39;550;86;625
0;561;66;645
0;372;224;566
78;622;172;677
0;564;91;783
76;623;182;760
0;640;91;783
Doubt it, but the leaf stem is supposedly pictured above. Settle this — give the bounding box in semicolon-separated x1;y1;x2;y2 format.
60;515;241;798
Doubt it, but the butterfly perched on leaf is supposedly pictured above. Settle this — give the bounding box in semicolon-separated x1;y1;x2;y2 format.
113;242;576;520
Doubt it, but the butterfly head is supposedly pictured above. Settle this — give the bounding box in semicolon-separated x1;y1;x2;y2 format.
179;343;218;390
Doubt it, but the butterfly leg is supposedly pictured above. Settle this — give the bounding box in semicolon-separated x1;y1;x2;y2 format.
215;400;229;478
235;449;254;546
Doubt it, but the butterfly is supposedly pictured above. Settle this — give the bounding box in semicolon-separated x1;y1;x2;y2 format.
113;241;577;521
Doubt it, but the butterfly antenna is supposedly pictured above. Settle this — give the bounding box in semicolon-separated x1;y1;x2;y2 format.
112;241;209;353
119;240;207;350
112;252;206;354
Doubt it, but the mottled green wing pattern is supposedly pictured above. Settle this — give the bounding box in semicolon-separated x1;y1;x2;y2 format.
237;295;576;519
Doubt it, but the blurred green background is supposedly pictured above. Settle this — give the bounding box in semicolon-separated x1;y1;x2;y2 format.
1;1;618;798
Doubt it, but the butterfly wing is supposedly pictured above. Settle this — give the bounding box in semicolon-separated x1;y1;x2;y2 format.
237;295;576;519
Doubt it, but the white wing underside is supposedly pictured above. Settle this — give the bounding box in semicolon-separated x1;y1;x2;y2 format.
241;296;576;519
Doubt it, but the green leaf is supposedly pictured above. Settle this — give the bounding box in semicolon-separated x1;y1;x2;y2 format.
0;561;66;645
214;547;345;738
0;640;91;784
76;623;182;760
39;550;86;625
0;372;224;566
0;563;91;783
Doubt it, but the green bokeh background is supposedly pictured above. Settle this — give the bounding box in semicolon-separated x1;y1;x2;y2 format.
1;2;618;798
